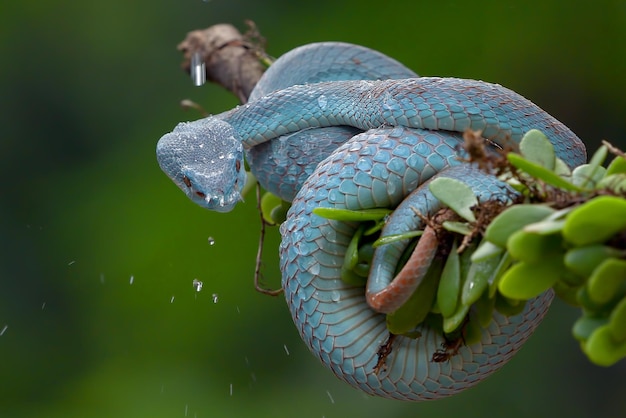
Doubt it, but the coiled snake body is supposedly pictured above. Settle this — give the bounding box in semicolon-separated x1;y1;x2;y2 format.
157;43;586;400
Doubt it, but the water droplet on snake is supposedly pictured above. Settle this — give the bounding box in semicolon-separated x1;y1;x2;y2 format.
317;95;327;110
309;263;320;275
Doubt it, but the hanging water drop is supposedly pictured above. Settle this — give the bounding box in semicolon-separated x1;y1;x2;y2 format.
191;52;206;86
208;236;215;246
326;390;335;404
192;279;203;292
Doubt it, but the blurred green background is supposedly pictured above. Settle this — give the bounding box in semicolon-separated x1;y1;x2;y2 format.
1;1;625;417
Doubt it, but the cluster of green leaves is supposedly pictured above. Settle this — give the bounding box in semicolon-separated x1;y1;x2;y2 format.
428;130;626;366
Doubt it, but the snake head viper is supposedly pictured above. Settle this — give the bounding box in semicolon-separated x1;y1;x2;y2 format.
156;118;246;212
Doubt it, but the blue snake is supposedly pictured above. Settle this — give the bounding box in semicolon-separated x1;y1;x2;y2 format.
156;43;587;400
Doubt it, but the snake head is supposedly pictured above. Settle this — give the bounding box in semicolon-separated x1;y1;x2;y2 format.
156;118;246;212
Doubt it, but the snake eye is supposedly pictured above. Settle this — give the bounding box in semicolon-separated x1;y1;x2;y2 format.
182;175;192;188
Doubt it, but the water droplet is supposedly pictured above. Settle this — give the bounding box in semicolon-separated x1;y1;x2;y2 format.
208;236;215;246
326;390;335;404
191;52;206;86
192;279;203;292
283;344;290;355
170;295;175;303
0;325;7;336
229;383;233;396
317;94;327;110
129;275;134;285
41;302;46;310
67;260;76;266
212;293;219;303
331;291;341;302
309;263;320;275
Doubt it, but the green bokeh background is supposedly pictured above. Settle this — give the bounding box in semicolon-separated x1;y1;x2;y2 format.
2;1;625;417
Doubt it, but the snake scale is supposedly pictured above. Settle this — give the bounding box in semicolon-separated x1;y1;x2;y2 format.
156;42;587;400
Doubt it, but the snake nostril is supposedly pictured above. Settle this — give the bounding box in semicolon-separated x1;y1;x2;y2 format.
195;190;206;199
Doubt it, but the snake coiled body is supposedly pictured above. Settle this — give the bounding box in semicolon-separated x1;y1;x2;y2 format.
156;43;587;401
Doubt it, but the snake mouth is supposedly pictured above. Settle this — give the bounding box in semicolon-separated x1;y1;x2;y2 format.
180;176;239;212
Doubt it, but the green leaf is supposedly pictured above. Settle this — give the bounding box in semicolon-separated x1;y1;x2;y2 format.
373;230;424;247
313;207;391;222
429;177;477;222
572;164;606;189
270;200;291;224
519;129;556;170
461;248;503;306
498;257;562;300
241;171;258;198
572;315;609;341
474;290;497;327
564;244;625;278
609;297;626;342
522;219;565;235
587;258;626;305
443;303;470;334
344;224;365;271
506;229;563;264
507;153;583;191
471;241;505;263
562;195;626;246
441;220;473;235
260;192;285;224
584;324;626;366
437;241;461;318
483;204;555;247
596;173;626;194
606;155;626;176
553;158;573;178
488;251;513;298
